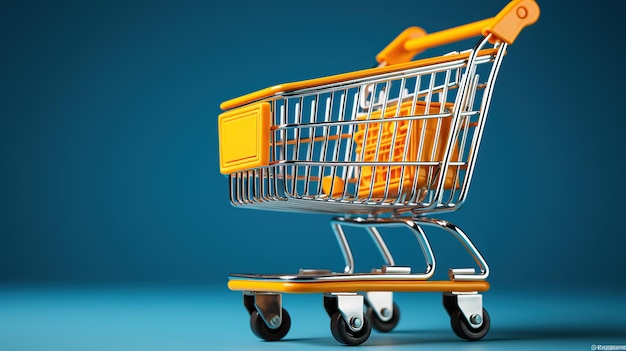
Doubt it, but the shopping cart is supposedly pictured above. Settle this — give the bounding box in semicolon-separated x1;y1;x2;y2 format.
218;0;539;345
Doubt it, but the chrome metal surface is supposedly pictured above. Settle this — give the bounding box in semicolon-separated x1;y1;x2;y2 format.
331;216;435;280
381;266;411;274
231;272;429;282
416;216;489;280
230;215;486;283
412;221;436;275
226;36;507;215
299;269;333;276
333;293;365;332
332;222;355;274
367;227;395;266
448;268;476;280
470;313;482;325
457;40;507;208
365;291;394;322
253;293;283;329
456;293;484;328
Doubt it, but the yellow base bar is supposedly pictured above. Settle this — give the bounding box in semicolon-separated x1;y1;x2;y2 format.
228;279;489;294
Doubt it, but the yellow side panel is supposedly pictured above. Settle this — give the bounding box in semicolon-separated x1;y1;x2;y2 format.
218;103;270;174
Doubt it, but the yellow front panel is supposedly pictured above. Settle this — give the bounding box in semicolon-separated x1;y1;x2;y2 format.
218;103;270;174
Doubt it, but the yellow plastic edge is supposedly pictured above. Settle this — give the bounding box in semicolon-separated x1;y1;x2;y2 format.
483;0;540;44
218;102;270;174
396;0;540;61
220;49;497;111
228;279;490;294
375;26;427;66
404;19;492;55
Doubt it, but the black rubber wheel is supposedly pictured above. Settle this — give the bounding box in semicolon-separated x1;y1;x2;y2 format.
249;308;291;341
442;293;458;316
330;311;372;346
450;308;490;341
323;295;338;318
366;302;400;333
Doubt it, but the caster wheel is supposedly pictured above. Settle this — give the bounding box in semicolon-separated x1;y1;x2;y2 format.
330;311;372;346
366;302;400;333
442;293;457;316
323;295;338;318
249;308;291;341
450;308;490;341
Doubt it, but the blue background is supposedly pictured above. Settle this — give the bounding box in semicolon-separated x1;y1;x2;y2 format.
1;0;625;349
2;0;623;290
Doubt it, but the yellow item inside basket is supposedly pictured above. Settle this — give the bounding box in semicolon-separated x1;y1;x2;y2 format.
353;100;459;199
322;176;346;197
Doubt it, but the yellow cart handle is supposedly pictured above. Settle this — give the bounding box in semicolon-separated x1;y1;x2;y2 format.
376;0;540;66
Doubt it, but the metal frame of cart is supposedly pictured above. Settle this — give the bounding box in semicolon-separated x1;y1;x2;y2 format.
217;0;539;345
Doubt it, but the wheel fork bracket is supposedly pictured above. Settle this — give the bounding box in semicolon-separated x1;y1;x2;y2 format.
325;292;365;332
244;292;283;329
455;292;484;328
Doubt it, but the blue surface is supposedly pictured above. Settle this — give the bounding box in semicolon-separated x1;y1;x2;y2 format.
1;285;625;350
1;0;625;349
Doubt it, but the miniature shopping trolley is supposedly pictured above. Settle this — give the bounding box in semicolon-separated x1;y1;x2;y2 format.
218;0;539;345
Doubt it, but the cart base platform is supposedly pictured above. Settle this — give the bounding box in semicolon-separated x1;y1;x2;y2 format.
228;275;489;294
228;272;491;345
